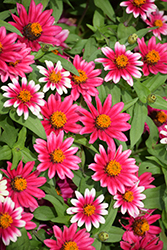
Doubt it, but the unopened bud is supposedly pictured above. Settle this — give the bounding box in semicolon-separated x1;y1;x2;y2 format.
128;34;138;45
147;94;157;104
98;231;109;242
41;43;50;52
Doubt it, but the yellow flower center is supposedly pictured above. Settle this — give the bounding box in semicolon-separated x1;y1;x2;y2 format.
49;70;62;84
72;69;88;84
0;212;13;229
62;241;79;250
156;111;167;124
18;89;32;103
154;19;163;28
123;191;134;202
133;218;149;236
105;160;122;176
11;177;27;192
8;60;20;67
145;50;160;65
84;204;96;216
0;42;3;53
115;54;129;69
50;111;67;129
95;114;111;130
23;22;43;41
133;0;146;7
50;149;65;163
52;49;59;55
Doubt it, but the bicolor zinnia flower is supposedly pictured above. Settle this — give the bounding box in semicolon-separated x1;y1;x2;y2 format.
160;125;167;144
34;131;81;179
120;0;157;20
1;77;45;120
80;94;131;149
9;0;63;51
0;197;26;246
137;36;167;76
113;184;146;217
37;60;71;94
66;188;108;232
0;174;9;202
95;42;143;86
70;55;103;102
145;9;167;40
0;161;46;212
89;144;139;195
40;93;82;136
44;223;95;250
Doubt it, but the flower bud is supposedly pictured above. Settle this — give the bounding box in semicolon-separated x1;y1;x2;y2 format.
147;94;157;104
41;43;50;52
98;231;109;242
128;34;138;45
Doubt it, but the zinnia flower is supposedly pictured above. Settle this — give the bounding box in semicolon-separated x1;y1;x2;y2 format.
70;55;103;102
137;36;167;76
0;174;9;202
80;94;131;149
37;60;71;94
21;212;37;239
44;223;95;250
40;93;82;136
120;0;157;20
160;125;167;144
9;0;64;51
0;197;26;246
138;172;155;189
66;188;108;232
145;9;167;40
34;131;81;179
95;42;143;86
0;161;46;212
56;177;77;203
89;144;139;195
113;184;146;217
54;29;69;49
1;77;45;120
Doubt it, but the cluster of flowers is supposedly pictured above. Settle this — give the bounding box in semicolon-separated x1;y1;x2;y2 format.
0;0;166;249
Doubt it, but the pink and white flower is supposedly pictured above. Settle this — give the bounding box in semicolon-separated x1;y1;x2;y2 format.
1;77;45;120
95;42;143;86
120;0;157;20
54;29;69;49
0;174;9;202
160;125;167;144
44;223;95;250
37;60;71;94
34;131;81;179
66;188;108;232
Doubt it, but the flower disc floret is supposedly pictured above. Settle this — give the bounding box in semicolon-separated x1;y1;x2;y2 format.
50;111;67;129
11;177;27;192
72;69;88;84
23;22;43;41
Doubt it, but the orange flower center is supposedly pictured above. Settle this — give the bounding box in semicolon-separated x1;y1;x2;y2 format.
0;42;3;53
0;212;13;229
52;49;59;55
50;149;65;163
133;0;146;7
49;70;62;84
133;218;149;236
115;54;129;69
62;241;79;250
23;22;43;41
72;69;88;84
50;111;67;129
11;177;27;192
156;111;167;124
105;160;122;176
95;114;111;129
154;19;163;28
145;50;160;65
84;204;96;216
123;191;134;202
55;187;62;196
18;89;32;103
8;60;20;67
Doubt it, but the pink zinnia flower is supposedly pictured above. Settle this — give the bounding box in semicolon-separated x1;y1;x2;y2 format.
66;188;108;232
80;94;131;149
44;223;95;250
37;60;71;94
145;9;167;40
113;184;146;217
9;0;63;51
56;177;77;203
21;212;37;239
95;42;143;86
160;125;167;144
137;36;167;76
40;93;82;136
34;131;81;179
1;77;45;120
70;55;103;102
54;29;69;49
120;0;157;20
89;144;139;195
0;197;26;246
138;172;155;189
0;161;46;212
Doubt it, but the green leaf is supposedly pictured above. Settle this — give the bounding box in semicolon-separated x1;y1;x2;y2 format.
145;116;159;148
122;97;138;112
130;101;148;147
0;9;16;21
143;184;165;210
0;20;23;37
33;206;56;221
107;226;125;243
21;147;37;163
92;239;102;250
147;144;167;165
0;145;12;161
11;147;22;170
117;23;136;40
83;36;98;61
0;93;11;114
105;82;121;105
149;95;167;110
138;160;162;175
39;53;79;76
6;227;30;250
68;39;87;55
94;0;115;22
144;73;167;92
9;110;46;140
97;84;107;104
93;9;105;30
74;134;98;153
50;0;63;23
133;80;151;103
44;194;67;216
51;216;70;224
